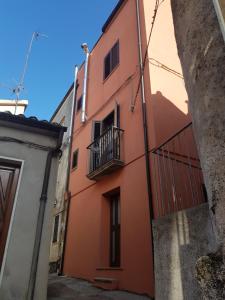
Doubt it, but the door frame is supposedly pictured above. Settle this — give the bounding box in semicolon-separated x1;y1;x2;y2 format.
0;156;24;287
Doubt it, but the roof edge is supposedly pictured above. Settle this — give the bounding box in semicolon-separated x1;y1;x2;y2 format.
51;0;126;121
50;84;74;122
102;0;126;33
0;112;66;136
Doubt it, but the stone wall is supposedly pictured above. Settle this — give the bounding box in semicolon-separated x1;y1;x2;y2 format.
153;204;217;300
218;0;225;20
171;0;225;245
170;0;225;297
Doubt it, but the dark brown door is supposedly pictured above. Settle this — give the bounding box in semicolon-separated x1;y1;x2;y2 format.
110;194;120;267
0;163;20;269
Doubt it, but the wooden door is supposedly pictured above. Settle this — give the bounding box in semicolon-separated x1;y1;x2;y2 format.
0;163;20;269
110;194;120;267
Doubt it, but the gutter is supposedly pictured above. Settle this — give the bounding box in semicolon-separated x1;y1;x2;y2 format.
26;128;65;300
59;65;79;275
68;66;79;142
135;0;155;297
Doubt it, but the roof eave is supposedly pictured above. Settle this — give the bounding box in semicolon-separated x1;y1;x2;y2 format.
102;0;126;33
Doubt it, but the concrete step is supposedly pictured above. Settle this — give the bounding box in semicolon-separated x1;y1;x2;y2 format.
94;277;119;290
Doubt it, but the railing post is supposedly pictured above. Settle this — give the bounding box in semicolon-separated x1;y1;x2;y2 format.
150;123;205;218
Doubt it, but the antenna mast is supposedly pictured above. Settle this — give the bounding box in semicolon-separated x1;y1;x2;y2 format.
13;31;47;114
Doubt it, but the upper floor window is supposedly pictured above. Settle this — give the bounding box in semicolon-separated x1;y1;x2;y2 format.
77;95;83;113
92;103;120;140
104;41;119;80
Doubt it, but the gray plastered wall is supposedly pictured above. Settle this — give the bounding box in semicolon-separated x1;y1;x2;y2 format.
0;124;60;300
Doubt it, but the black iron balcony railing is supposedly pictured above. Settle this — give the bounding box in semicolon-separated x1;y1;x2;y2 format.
150;123;207;218
87;126;124;180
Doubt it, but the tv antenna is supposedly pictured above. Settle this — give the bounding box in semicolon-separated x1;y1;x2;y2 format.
0;31;47;114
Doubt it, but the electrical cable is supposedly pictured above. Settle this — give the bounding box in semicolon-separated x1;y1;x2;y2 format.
132;0;163;109
148;57;184;79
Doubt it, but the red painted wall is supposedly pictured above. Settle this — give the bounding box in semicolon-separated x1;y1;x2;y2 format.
63;0;191;297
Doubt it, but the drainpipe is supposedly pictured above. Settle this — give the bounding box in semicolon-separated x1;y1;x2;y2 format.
212;0;225;42
81;43;90;123
69;66;79;145
59;65;79;275
26;128;65;300
135;0;155;295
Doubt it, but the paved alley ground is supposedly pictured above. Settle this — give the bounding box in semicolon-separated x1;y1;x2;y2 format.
48;274;151;300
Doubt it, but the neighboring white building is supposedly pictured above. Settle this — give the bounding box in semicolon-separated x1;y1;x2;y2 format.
0;111;66;300
49;84;74;273
0;99;28;115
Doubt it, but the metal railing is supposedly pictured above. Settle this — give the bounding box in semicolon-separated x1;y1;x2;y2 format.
87;126;124;174
150;123;206;218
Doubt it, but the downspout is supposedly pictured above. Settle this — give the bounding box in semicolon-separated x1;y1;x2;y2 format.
81;43;90;123
212;0;225;42
135;0;155;296
26;128;65;300
69;66;79;147
59;65;79;275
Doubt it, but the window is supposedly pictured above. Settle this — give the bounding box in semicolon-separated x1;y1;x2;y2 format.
93;121;101;141
72;149;79;169
102;111;115;132
90;105;120;172
104;41;119;80
77;95;83;112
92;103;120;138
0;160;20;268
52;215;59;243
110;192;120;267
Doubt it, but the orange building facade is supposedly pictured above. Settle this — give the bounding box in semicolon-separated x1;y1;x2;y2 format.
62;0;204;297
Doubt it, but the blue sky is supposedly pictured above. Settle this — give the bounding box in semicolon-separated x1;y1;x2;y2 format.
0;0;118;120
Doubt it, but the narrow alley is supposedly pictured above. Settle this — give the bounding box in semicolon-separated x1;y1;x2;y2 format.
47;275;150;300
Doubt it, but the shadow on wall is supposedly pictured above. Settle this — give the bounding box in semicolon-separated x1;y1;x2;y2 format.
150;91;190;149
149;92;219;298
153;203;218;300
149;90;207;218
150;121;206;218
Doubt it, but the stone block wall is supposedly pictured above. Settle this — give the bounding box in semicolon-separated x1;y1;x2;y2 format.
153;204;218;300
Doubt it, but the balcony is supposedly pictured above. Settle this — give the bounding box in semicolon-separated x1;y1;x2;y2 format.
87;126;124;180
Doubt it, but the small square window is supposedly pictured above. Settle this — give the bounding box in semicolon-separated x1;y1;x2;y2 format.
77;96;83;112
72;149;79;169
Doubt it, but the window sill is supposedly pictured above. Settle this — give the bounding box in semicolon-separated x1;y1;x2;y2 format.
96;267;123;271
103;63;120;84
